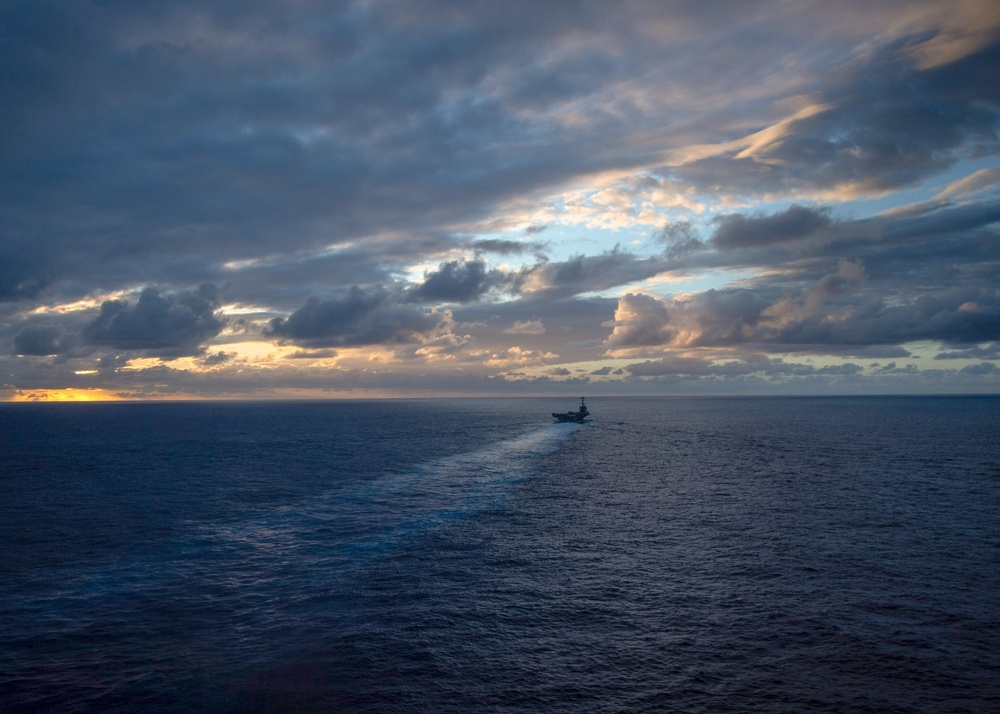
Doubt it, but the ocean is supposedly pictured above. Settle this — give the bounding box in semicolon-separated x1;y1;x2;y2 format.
1;396;998;713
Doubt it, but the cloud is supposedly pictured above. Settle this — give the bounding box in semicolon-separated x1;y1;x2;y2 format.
407;260;507;304
82;285;225;357
764;287;1000;347
453;294;616;363
606;288;781;353
657;222;705;258
0;239;53;302
483;345;559;369
935;342;1000;360
933;167;1000;200
605;259;1000;355
711;205;833;250
1;2;999;397
603;293;678;351
516;247;670;299
287;348;339;359
13;324;68;356
267;286;445;347
503;319;545;335
625;354;865;378
671;34;1000;199
961;361;1000;375
882;202;1000;240
200;351;235;366
473;238;542;255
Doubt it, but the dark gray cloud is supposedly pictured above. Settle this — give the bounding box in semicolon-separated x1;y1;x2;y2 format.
935;342;1000;360
606;280;1000;354
689;290;775;346
0;239;53;302
657;222;705;259
10;0;965;304
655;199;1000;335
218;244;413;313
625;354;864;378
200;351;234;366
883;202;1000;240
445;294;616;371
672;37;1000;197
3;0;684;302
602;194;1000;357
13;324;67;356
287;348;339;360
774;288;1000;347
82;285;225;357
473;239;542;255
267;286;444;347
408;260;507;304
961;362;1000;375
515;248;670;299
711;205;832;250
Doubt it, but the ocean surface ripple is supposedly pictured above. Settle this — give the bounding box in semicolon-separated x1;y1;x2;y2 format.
2;397;999;712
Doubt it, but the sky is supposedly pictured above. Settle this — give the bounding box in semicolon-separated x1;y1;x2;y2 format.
2;0;1000;400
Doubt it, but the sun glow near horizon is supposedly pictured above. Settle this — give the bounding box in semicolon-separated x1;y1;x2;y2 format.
7;388;128;402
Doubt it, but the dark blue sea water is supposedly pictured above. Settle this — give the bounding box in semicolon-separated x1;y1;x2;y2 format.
2;397;999;713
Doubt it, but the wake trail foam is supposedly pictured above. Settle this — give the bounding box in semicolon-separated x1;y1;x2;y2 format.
340;422;581;533
53;423;583;603
204;422;583;561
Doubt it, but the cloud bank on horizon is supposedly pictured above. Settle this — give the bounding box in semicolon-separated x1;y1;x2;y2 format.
2;0;999;399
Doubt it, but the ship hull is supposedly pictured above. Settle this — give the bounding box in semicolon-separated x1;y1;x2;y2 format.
552;398;589;422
